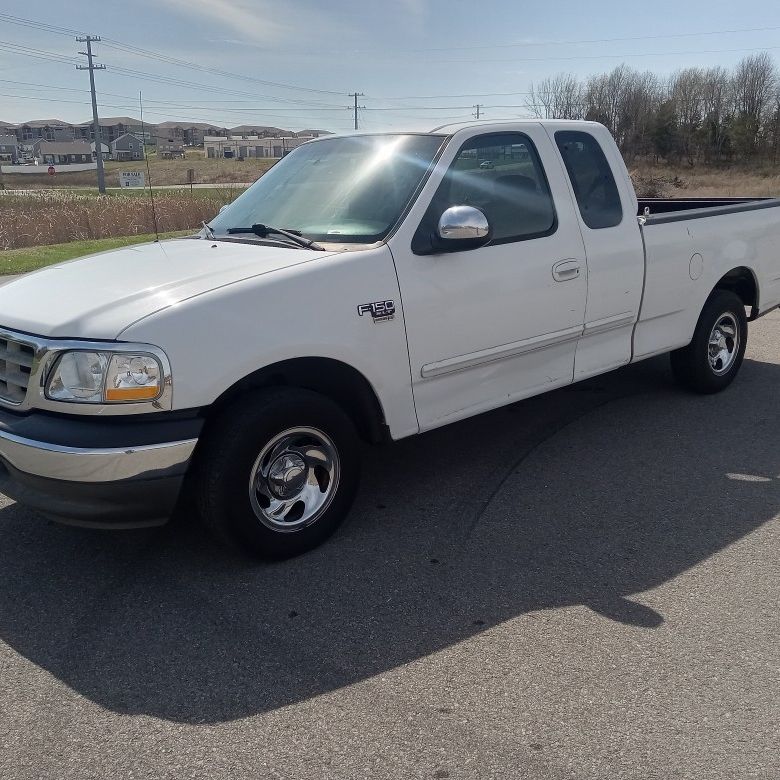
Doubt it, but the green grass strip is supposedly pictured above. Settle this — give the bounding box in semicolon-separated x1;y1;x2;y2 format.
0;231;192;275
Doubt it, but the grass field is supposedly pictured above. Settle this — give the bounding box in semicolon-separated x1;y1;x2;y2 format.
0;151;276;189
630;162;780;198
0;231;192;275
0;189;242;250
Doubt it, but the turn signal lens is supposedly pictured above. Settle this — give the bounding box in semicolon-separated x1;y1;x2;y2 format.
105;354;162;402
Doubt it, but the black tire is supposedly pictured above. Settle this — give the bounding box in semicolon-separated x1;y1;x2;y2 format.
670;290;748;394
195;388;360;559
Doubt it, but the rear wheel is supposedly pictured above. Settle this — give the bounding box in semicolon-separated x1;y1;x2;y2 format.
670;290;748;394
196;388;360;558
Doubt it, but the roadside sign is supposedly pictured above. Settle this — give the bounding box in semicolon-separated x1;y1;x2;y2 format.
119;171;145;188
47;165;55;176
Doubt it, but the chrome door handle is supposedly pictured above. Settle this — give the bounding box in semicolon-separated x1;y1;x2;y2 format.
552;260;582;282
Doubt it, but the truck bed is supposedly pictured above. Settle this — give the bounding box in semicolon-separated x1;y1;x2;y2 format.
637;197;780;219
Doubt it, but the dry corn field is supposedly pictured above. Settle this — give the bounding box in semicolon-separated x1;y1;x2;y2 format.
0;191;227;250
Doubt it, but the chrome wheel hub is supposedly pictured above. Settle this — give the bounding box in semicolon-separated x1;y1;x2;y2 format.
249;427;340;532
708;313;740;376
267;453;307;498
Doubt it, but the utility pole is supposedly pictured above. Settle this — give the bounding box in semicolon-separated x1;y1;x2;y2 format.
349;92;365;131
473;104;484;120
76;35;106;194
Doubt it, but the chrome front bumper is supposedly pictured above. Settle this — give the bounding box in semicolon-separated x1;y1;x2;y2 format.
0;428;198;528
0;430;197;483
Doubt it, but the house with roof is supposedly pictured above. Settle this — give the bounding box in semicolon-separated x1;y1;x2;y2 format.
34;140;93;165
0;135;19;163
153;133;186;158
155;122;228;146
111;133;144;161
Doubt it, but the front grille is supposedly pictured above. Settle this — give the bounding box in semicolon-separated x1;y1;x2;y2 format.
0;335;34;404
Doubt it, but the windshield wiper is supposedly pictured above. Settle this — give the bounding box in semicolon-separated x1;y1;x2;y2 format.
225;223;325;250
201;221;216;240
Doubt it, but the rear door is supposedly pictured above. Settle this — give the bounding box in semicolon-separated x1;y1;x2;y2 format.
548;124;645;379
388;125;588;431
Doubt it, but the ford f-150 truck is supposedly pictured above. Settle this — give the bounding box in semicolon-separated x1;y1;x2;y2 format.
1;120;778;558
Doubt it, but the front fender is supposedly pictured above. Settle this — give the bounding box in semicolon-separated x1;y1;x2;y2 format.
120;246;419;440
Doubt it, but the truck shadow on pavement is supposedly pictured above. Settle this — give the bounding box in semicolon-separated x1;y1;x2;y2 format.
0;356;778;724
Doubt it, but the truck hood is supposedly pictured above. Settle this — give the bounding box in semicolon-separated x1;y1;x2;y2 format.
0;238;339;340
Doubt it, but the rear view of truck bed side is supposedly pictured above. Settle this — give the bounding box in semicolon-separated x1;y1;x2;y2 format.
633;200;780;362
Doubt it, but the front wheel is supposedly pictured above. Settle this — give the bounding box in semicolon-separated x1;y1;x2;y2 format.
670;290;748;394
196;388;360;558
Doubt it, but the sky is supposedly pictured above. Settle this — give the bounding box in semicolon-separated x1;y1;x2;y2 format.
1;0;779;133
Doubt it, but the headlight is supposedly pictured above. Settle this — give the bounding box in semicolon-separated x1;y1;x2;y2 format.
46;350;164;404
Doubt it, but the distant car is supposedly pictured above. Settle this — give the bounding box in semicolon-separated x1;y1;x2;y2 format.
479;160;494;169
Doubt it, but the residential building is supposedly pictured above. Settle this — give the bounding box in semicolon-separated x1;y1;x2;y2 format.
76;117;152;145
229;125;292;138
34;140;93;165
0;135;19;163
111;133;144;161
154;134;186;159
1;119;330;148
204;134;316;160
14;120;74;143
156;122;228;146
296;130;330;138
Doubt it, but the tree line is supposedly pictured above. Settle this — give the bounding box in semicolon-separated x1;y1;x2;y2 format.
525;53;780;165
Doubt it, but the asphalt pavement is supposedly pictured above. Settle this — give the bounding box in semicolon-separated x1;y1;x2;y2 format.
1;311;778;780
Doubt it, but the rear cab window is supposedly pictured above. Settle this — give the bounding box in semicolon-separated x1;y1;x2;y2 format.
555;131;623;229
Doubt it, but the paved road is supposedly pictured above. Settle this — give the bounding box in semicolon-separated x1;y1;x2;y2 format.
0;275;21;286
1;312;779;780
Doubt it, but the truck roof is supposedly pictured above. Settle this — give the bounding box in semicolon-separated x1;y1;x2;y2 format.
429;118;604;133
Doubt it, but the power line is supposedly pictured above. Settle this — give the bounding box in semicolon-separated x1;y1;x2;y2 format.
0;13;347;98
4;10;779;57
430;44;780;65
370;90;534;100
0;13;85;38
400;24;780;53
99;40;345;98
0;40;80;66
0;42;346;107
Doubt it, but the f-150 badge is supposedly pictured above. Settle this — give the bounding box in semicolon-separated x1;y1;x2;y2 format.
357;300;395;322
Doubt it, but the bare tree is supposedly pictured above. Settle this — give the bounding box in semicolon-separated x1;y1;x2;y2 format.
525;74;583;120
523;53;780;164
730;53;777;157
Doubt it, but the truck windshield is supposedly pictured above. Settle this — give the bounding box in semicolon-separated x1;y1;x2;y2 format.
208;134;446;244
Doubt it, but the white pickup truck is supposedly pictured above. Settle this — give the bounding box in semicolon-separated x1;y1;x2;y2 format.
1;120;778;557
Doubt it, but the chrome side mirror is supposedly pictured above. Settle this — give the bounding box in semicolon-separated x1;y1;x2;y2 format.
437;205;490;242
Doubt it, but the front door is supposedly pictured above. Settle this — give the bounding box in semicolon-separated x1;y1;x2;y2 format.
389;127;588;431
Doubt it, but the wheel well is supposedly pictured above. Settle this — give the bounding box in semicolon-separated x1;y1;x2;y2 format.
714;267;758;317
206;357;389;444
